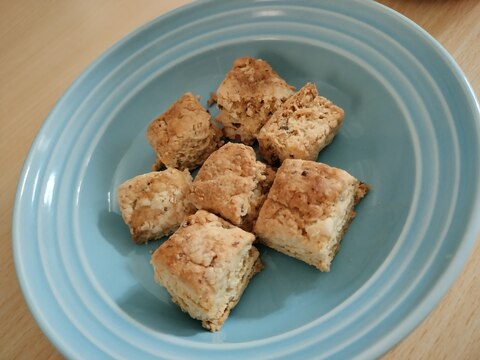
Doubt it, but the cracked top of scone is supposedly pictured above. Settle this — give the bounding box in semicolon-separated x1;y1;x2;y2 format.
146;92;222;170
151;210;256;301
117;168;195;243
258;82;344;164
190;142;275;230
254;159;362;240
215;57;295;144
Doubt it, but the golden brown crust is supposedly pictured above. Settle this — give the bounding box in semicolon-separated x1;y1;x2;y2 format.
146;92;223;170
190;142;275;231
117;169;195;243
254;159;369;271
151;210;262;331
257;83;344;164
206;92;217;107
215;57;295;144
356;182;370;203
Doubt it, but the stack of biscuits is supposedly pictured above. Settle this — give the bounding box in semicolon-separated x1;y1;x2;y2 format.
117;57;369;332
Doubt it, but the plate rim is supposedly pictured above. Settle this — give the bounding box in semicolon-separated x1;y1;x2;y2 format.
12;0;480;359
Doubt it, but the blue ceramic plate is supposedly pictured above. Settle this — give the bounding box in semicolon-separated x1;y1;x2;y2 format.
13;1;480;359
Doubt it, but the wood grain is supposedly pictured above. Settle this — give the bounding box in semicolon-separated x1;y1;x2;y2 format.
1;1;478;359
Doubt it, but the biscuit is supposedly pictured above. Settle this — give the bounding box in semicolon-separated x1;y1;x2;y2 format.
254;159;369;271
257;83;344;164
151;210;263;331
190;142;275;231
146;92;223;170
117;168;195;243
215;57;295;144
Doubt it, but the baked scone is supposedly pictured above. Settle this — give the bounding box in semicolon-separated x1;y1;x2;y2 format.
215;57;295;144
151;210;263;332
257;83;344;164
146;92;222;171
117;169;195;243
190;142;275;231
254;159;369;272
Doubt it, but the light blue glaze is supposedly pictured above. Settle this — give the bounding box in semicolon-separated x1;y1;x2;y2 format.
13;0;480;359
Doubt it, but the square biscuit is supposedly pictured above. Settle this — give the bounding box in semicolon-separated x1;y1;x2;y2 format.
215;57;295;144
190;142;275;231
117;168;195;243
257;83;344;164
146;92;223;171
151;210;263;332
254;159;369;272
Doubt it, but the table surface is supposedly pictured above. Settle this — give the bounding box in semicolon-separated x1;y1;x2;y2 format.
1;1;479;359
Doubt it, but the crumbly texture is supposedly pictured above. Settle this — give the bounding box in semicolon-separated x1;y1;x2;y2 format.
254;159;369;272
257;83;344;164
117;169;196;243
215;57;295;144
207;92;217;107
146;92;223;171
190;142;275;231
151;210;263;332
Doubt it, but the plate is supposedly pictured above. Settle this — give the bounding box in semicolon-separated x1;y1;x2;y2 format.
13;0;480;358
